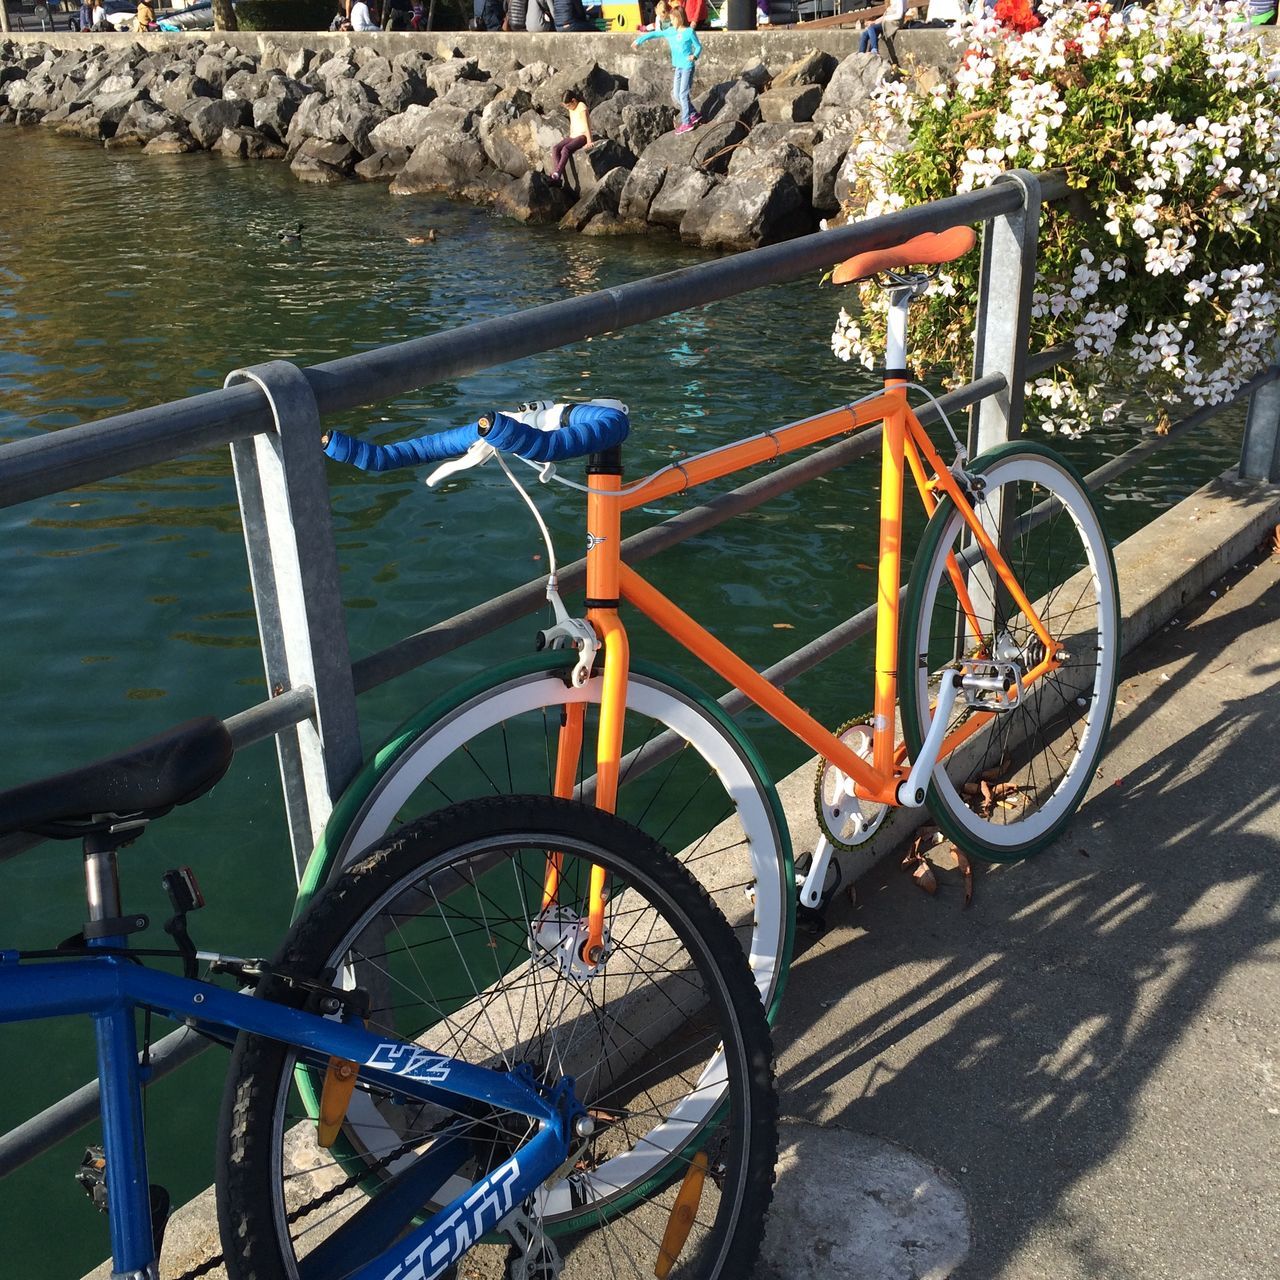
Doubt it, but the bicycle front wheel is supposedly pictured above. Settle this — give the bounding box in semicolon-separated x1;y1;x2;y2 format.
218;796;777;1280
900;442;1120;860
302;656;794;1018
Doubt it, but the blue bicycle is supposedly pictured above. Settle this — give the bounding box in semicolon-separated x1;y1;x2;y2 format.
0;717;776;1279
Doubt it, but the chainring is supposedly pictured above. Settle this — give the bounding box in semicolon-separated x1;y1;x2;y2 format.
814;720;889;851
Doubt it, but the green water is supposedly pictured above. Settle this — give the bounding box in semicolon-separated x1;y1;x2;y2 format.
0;125;1245;1276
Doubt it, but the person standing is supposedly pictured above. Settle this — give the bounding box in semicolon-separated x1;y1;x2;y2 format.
349;0;379;27
77;0;94;29
133;0;155;30
634;5;703;134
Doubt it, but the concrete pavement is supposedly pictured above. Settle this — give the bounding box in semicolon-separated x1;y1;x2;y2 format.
758;538;1280;1279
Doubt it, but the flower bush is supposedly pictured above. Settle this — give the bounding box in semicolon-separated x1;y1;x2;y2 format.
830;0;1280;435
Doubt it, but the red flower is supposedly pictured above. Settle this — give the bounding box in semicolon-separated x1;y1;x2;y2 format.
994;0;1041;33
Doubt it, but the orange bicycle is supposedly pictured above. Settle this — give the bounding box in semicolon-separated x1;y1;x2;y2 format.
316;225;1121;1017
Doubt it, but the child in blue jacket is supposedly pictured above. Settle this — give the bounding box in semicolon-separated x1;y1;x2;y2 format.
634;5;703;134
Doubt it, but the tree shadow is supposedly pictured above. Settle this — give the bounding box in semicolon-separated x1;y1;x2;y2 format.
767;552;1280;1277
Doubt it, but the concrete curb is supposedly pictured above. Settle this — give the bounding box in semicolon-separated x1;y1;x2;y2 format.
770;466;1280;908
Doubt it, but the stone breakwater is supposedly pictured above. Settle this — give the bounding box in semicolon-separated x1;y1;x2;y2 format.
0;31;956;249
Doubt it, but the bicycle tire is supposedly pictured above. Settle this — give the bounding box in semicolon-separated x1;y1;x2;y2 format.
298;655;795;1019
217;795;777;1280
900;443;1120;860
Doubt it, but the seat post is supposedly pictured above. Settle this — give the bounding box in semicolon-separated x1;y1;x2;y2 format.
83;831;125;928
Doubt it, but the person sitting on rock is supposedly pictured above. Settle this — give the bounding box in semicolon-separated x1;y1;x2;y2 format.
548;90;596;187
634;5;703;135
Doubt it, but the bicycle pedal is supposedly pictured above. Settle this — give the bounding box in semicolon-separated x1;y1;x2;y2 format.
795;849;842;910
74;1145;109;1213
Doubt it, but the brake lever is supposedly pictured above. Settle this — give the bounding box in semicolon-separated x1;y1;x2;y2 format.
425;440;496;488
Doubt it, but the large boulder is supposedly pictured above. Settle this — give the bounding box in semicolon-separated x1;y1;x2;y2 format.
252;76;311;143
187;97;252;149
559;137;633;199
697;77;761;128
771;50;839;90
531;60;626;113
758;83;824;125
689;117;748;175
494;170;574;225
214;126;286;160
478;87;535;176
680;151;814;249
728;139;812;197
649;167;717;229
813;52;889;129
290;137;359;185
144;130;198;154
390;122;490;196
560;166;629;233
354;147;410;182
156;72;216;116
106;99;179;147
617;127;704;222
812;132;852;212
589;91;675;157
423;57;483;97
443;78;500;115
369;102;446;153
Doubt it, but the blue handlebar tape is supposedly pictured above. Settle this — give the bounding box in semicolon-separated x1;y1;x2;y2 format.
323;404;630;472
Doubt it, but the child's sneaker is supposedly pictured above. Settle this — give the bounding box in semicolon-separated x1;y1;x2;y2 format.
688;112;702;126
674;121;695;134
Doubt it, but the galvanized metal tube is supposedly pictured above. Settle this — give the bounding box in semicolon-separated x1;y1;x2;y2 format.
0;185;1025;512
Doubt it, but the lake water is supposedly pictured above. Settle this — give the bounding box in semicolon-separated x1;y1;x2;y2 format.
0;124;1246;1277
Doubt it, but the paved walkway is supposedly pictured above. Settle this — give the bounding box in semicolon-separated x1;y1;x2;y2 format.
758;541;1280;1279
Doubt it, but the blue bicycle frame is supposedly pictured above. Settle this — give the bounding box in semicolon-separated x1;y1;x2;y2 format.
0;944;577;1280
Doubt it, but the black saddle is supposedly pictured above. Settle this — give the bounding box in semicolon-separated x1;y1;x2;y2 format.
0;718;234;840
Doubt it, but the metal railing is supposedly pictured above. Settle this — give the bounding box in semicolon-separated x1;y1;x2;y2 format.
2;169;1278;1181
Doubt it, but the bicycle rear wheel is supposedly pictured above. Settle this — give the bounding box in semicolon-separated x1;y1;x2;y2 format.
900;443;1120;860
218;796;777;1280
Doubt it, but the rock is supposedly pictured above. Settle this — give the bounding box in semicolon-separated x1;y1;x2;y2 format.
290;137;359;184
443;78;499;115
92;87;147;127
618;126;706;222
330;98;386;156
771;50;839;90
390;124;489;196
690;118;748;175
739;61;772;92
143;130;197;154
187;97;251;149
514;61;556;92
559;165;628;232
252;76;311;143
650;167;717;229
588;91;672;158
368;102;445;153
531;60;626;113
354;147;409;182
813;52;889;129
214;126;286;160
107;99;178;147
494;170;574;224
157;72;215;116
759;83;824;125
478;87;536;176
731;121;819;162
581;211;642;236
728;140;812;198
697;77;761;128
423;57;482;97
559;137;632;200
680;154;813;249
193;51;232;91
812;132;851;212
56;108;111;141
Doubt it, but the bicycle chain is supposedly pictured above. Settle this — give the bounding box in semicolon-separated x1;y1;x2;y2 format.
170;1134;424;1280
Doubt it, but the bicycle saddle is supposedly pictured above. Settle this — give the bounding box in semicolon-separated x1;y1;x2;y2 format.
833;226;977;285
0;717;234;840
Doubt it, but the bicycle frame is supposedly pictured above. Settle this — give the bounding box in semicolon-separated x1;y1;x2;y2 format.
0;948;572;1280
561;376;1060;954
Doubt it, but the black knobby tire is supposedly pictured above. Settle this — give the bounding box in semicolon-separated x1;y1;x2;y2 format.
216;795;777;1280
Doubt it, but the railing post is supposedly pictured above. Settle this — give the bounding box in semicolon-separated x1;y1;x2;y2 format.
1240;362;1280;483
226;362;362;880
970;169;1043;455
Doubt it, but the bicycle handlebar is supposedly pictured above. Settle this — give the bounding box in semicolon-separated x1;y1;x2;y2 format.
322;400;630;474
